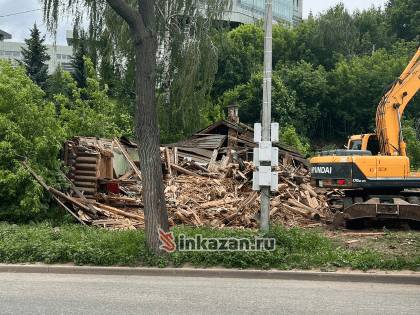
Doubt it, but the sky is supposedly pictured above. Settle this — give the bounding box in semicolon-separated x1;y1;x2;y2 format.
0;0;389;46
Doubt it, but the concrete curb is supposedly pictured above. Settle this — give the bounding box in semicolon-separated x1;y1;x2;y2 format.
0;264;419;285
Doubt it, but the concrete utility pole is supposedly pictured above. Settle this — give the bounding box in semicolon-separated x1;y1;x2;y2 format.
252;0;277;234
261;0;273;233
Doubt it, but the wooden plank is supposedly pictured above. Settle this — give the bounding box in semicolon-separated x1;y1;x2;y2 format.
92;202;145;222
177;151;210;164
207;149;218;171
165;146;172;176
113;137;142;180
173;147;213;158
49;187;96;215
172;147;178;165
170;164;197;177
286;198;318;213
190;161;211;173
54;195;87;226
117;169;136;181
282;204;320;220
22;162;93;225
224;191;258;224
300;183;318;198
200;198;241;209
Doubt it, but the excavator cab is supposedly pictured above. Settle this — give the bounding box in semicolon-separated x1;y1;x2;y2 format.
348;134;380;155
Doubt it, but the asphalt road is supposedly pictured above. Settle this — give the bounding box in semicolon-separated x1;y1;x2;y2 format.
0;273;419;314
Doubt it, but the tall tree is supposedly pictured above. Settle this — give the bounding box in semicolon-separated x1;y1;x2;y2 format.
385;0;420;42
70;32;88;90
43;0;169;253
21;23;51;90
155;0;232;143
314;3;358;67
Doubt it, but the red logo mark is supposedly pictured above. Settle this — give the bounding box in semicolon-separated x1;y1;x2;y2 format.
159;228;176;252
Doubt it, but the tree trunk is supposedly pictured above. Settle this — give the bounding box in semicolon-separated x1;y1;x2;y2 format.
163;0;172;133
134;27;170;252
106;0;170;254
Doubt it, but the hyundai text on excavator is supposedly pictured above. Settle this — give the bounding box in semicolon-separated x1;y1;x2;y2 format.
310;47;420;230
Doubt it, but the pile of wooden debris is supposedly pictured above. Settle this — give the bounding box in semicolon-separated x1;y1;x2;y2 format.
25;134;343;231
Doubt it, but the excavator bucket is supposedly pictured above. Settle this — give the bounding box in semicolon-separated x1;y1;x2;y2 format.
329;211;345;230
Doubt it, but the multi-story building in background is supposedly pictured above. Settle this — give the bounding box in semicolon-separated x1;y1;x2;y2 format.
227;0;302;27
0;29;74;74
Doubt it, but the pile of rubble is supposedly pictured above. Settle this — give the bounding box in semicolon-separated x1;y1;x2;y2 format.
25;134;343;231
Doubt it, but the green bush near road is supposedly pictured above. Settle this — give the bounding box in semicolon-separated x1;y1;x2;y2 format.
1;223;419;271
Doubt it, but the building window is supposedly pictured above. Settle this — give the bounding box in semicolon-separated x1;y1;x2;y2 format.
13;51;20;57
0;50;4;55
61;62;74;72
5;51;13;56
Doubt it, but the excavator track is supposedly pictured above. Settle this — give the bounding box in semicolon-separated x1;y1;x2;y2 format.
330;190;420;230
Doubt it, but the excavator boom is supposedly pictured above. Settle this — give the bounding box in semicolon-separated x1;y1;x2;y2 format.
376;47;420;156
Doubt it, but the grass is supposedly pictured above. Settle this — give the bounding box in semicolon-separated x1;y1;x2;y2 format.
0;222;419;271
330;229;420;265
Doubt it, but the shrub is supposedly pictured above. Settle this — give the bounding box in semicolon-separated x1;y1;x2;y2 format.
0;60;66;222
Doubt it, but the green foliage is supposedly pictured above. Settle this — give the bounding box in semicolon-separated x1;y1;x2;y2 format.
211;31;254;102
402;119;420;170
70;32;88;91
228;23;264;67
46;65;72;111
386;0;420;42
218;72;298;129
272;24;298;68
1;223;419;271
279;125;310;156
0;57;134;223
158;27;228;144
20;23;51;91
55;57;134;139
0;60;65;222
326;45;414;140
353;6;394;55
276;60;328;138
314;4;358;65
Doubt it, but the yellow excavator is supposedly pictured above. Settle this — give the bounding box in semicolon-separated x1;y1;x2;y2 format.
310;47;420;229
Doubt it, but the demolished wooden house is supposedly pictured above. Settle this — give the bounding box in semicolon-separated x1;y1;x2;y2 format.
164;105;309;168
24;107;343;230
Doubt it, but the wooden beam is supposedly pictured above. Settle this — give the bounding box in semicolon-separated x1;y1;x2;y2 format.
92;202;144;222
49;187;95;215
60;171;97;215
22;161;49;191
113;137;142;180
165;146;172;176
117;169;136;181
22;161;87;225
54;196;88;226
170;164;197;177
208;149;218;171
